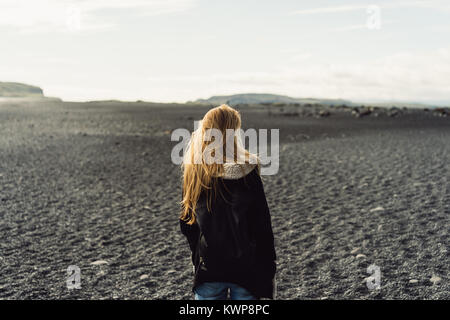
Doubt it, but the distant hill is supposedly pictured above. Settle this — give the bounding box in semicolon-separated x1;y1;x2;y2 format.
0;82;44;98
192;93;448;109
193;93;353;106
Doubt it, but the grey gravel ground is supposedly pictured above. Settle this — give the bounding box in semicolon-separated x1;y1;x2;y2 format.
0;100;448;299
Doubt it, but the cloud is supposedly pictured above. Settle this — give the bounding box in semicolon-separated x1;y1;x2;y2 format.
78;0;197;15
291;4;367;15
25;48;450;103
291;0;449;15
332;20;397;32
427;25;450;33
145;48;450;105
0;0;197;33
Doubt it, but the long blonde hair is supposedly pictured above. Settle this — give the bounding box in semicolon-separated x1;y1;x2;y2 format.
181;104;257;225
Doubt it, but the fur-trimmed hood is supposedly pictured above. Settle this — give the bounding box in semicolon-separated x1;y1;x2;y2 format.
220;153;259;179
222;163;258;180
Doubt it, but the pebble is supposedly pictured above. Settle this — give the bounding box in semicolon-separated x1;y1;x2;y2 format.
351;248;360;254
370;206;384;213
430;275;441;285
140;274;149;280
409;279;419;284
356;254;367;259
91;260;108;266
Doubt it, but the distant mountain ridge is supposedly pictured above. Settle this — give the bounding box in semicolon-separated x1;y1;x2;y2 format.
193;93;352;107
0;82;44;98
193;93;448;109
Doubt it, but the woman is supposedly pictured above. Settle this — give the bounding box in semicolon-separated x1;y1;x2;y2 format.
179;104;276;300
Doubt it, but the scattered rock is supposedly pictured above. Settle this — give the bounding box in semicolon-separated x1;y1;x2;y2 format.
433;108;448;117
430;275;441;285
370;206;384;213
166;269;177;275
319;110;331;117
140;274;149;280
351;248;360;254
91;260;108;266
409;279;419;284
356;254;367;259
388;108;401;117
359;108;372;117
352;107;372;118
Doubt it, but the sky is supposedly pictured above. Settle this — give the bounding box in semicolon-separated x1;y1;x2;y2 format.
1;0;450;104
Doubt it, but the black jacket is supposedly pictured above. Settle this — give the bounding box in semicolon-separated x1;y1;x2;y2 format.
180;167;276;299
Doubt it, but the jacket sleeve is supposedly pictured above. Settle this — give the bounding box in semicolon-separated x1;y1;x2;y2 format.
179;218;200;255
179;188;200;264
253;174;277;280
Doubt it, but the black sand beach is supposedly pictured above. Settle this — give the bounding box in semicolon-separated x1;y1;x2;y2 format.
0;100;448;299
